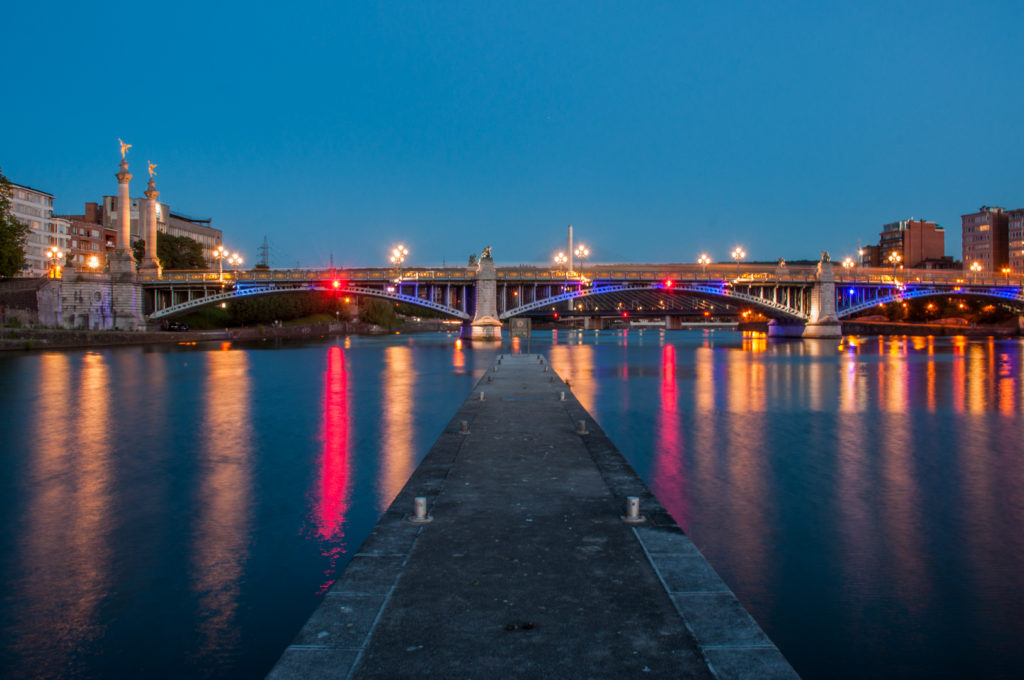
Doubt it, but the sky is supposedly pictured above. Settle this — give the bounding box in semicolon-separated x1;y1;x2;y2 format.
3;1;1023;269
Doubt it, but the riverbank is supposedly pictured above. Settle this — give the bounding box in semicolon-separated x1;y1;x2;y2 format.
0;319;458;351
736;319;1022;337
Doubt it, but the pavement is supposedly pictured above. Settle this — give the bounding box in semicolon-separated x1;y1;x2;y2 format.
269;353;798;679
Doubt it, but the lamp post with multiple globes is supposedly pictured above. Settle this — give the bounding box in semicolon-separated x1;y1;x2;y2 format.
889;251;903;280
228;252;243;281
697;253;711;277
574;244;589;280
731;247;746;276
44;247;64;278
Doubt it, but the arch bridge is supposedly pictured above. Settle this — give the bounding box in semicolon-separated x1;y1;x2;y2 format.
137;261;1024;331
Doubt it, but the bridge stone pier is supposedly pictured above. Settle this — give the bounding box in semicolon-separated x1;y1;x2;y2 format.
800;256;842;338
462;248;502;341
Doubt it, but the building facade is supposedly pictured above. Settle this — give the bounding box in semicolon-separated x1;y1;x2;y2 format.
1008;209;1024;273
878;219;945;268
99;195;222;263
7;182;70;277
962;206;1009;271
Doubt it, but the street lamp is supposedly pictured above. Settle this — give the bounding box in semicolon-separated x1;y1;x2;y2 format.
228;252;243;281
888;251;902;280
842;257;855;270
697;253;711;277
213;244;228;282
86;255;101;271
731;247;746;275
390;244;409;290
44;247;65;278
1001;266;1011;282
970;260;982;282
554;251;568;274
574;244;589;278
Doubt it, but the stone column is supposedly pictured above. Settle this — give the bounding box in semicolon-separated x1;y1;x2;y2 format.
463;247;502;340
803;253;842;338
139;176;162;274
109;158;137;277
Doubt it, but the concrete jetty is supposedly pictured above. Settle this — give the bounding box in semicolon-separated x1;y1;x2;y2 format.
269;354;798;679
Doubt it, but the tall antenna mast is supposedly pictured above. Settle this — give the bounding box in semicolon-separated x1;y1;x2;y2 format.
258;235;270;268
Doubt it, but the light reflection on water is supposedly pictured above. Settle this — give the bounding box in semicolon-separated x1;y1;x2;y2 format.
378;345;416;509
16;352;113;677
2;331;1023;679
544;330;1024;679
310;346;352;591
193;347;253;660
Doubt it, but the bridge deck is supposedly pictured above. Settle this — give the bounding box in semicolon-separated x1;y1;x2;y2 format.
268;355;798;679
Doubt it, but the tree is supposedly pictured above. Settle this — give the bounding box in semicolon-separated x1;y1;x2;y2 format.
132;232;207;269
0;168;29;277
158;232;206;269
132;238;146;264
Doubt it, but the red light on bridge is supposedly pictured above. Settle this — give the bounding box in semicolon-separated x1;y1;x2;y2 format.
622;311;628;318
553;312;559;319
663;279;674;288
332;280;341;289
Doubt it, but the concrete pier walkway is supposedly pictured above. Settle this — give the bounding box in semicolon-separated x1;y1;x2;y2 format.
269;354;798;679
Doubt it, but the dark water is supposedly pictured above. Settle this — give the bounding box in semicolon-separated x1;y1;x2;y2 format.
1;330;1023;678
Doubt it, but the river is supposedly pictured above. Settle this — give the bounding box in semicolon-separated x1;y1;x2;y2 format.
1;330;1022;678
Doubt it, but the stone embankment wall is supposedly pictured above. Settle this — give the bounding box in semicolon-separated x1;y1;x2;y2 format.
0;320;451;351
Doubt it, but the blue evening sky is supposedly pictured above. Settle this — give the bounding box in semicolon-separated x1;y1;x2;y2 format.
3;1;1022;268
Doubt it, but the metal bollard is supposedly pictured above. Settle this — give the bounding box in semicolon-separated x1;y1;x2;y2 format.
622;496;645;523
408;496;433;524
493;365;498;372
487;375;493;383
577;420;588;435
479;392;485;401
460;420;470;434
543;365;548;372
559;391;566;401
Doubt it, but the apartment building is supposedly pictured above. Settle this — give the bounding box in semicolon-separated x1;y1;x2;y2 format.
961;206;1009;271
7;182;70;276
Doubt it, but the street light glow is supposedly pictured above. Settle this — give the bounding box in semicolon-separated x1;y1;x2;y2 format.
390;244;409;266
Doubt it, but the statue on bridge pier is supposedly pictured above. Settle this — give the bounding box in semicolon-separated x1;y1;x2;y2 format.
463;246;501;341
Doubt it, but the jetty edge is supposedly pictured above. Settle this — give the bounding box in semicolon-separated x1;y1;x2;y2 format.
268;353;798;679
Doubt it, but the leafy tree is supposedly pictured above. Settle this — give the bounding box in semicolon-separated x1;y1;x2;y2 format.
139;232;207;269
0;168;29;277
132;238;146;264
358;297;397;328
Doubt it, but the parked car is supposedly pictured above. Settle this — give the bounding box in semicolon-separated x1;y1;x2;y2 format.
166;321;190;332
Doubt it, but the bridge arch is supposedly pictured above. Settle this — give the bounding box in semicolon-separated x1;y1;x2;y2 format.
148;283;471;321
499;282;809;322
838;286;1024;319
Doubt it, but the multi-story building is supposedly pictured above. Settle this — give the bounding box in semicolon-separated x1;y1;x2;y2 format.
878;218;945;268
54;203;118;269
7;182;70;276
859;244;881;267
962;206;1009;271
1008;209;1024;273
99;195;222;263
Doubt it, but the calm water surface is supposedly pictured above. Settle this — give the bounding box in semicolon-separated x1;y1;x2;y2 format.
1;330;1023;679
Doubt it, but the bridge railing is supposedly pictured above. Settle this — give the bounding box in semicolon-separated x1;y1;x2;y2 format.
138;267;477;284
136;264;1024;287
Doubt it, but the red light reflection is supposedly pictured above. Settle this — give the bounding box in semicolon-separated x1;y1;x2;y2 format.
311;346;352;592
652;344;689;525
